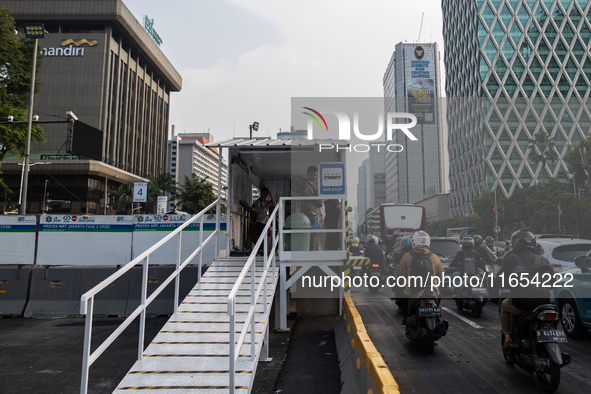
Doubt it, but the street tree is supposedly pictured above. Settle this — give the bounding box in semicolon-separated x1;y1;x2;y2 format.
0;6;45;189
113;184;133;214
528;131;557;184
178;173;216;214
563;134;591;190
147;170;177;213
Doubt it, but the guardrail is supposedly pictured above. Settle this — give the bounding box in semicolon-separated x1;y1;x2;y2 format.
227;200;280;394
79;199;229;394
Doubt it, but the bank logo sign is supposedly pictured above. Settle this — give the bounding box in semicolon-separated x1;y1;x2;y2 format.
41;39;98;57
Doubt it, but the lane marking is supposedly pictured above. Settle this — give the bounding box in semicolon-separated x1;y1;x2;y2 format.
441;307;483;329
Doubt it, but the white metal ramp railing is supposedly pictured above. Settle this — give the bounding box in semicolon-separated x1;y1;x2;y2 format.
79;199;229;394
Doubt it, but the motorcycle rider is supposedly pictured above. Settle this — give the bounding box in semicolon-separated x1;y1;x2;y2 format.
474;235;498;265
497;230;554;348
485;236;499;257
449;237;483;297
363;235;386;277
349;237;364;256
395;231;444;320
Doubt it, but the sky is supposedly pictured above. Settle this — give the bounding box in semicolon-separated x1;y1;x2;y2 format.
123;0;446;139
123;0;447;223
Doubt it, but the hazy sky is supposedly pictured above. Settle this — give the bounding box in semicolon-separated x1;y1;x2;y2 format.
124;0;446;140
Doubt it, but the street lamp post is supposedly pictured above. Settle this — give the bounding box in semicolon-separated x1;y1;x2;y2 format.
20;24;45;215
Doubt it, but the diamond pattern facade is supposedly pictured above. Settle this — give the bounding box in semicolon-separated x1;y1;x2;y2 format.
442;0;591;217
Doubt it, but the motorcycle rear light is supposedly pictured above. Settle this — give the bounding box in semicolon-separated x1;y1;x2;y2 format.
426;304;432;307
451;254;457;258
372;264;380;267
550;264;562;273
421;290;436;297
538;311;559;321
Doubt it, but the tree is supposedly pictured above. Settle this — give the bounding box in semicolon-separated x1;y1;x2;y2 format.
528;131;557;184
563;134;591;189
0;7;45;188
147;170;177;213
113;184;133;214
178;174;216;214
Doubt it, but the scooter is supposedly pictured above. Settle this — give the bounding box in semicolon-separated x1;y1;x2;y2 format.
405;289;448;355
367;262;384;293
502;304;571;393
454;274;487;318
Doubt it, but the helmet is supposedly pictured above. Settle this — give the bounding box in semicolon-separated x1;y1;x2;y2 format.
504;240;511;247
511;229;536;250
485;236;494;245
473;235;483;247
411;231;430;248
401;237;411;250
462;236;474;250
366;235;376;244
352;237;360;244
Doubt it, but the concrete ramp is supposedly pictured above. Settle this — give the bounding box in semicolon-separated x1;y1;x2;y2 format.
115;259;277;393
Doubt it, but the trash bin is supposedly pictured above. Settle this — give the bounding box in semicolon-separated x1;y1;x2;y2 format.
285;213;312;251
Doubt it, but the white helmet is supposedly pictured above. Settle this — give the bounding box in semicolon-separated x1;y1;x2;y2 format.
411;230;430;248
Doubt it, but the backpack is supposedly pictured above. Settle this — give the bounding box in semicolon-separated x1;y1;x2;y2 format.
409;251;433;288
463;250;477;276
511;254;550;299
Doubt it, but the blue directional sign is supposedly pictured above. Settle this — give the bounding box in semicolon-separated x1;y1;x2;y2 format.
319;162;346;198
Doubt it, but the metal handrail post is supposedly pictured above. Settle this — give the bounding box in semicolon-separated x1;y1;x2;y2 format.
199;215;204;282
229;311;235;394
251;261;255;360
174;231;182;313
272;209;277;275
279;200;284;256
80;297;94;394
138;256;149;360
215;152;222;259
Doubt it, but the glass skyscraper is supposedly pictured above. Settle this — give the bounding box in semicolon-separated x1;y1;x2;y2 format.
442;0;591;216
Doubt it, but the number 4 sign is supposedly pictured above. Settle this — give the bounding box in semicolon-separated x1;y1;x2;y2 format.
133;182;148;203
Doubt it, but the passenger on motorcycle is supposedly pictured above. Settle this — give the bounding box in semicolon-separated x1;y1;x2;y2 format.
485;236;500;257
449;237;484;297
474;235;499;265
395;231;444;319
497;230;554;347
349;237;364;256
363;235;386;276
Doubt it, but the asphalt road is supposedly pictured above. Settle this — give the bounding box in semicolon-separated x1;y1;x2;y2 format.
351;289;591;394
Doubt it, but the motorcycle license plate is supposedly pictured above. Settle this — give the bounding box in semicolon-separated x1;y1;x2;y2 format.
471;287;487;295
418;307;442;317
353;266;361;270
536;330;568;343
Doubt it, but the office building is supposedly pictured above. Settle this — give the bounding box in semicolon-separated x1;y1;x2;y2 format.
167;132;228;210
2;0;181;214
442;0;591;216
383;42;446;204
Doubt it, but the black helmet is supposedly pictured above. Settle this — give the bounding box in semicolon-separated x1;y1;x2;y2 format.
462;236;474;250
473;235;483;247
511;229;536;250
485;236;494;245
504;240;511;247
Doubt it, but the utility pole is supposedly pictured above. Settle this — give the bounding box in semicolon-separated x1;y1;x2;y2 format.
494;188;498;242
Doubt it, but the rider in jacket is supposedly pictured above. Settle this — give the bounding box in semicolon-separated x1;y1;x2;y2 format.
449;237;483;297
497;230;554;347
474;235;498;265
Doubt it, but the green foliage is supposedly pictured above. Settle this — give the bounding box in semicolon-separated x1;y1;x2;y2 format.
147;170;177;213
178;173;216;214
113;184;133;214
0;6;45;187
563;134;591;188
528;130;557;184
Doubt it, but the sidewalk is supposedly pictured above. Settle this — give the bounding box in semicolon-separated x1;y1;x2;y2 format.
1;314;342;394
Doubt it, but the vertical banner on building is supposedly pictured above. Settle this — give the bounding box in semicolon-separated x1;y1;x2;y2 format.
157;196;167;215
408;45;435;124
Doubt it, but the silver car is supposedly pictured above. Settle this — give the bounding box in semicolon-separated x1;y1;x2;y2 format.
536;236;591;272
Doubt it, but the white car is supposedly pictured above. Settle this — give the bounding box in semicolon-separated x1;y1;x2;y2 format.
536;236;591;272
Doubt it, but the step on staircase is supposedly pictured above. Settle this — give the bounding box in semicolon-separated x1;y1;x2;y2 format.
115;259;278;393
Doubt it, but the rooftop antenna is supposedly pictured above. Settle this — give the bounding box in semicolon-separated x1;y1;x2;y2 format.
418;12;424;43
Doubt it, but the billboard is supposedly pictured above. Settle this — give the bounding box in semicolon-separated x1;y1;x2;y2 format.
68;121;103;160
407;78;435;124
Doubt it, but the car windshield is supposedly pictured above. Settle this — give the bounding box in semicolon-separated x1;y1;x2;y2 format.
551;244;591;262
430;241;461;256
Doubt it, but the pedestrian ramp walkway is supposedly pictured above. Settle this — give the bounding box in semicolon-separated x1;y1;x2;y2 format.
115;258;278;393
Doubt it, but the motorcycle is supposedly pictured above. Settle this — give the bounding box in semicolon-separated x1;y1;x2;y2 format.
454;272;487;318
501;303;571;393
367;262;385;293
405;289;448;355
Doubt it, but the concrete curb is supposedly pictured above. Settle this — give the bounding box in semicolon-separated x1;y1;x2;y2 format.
335;293;400;394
